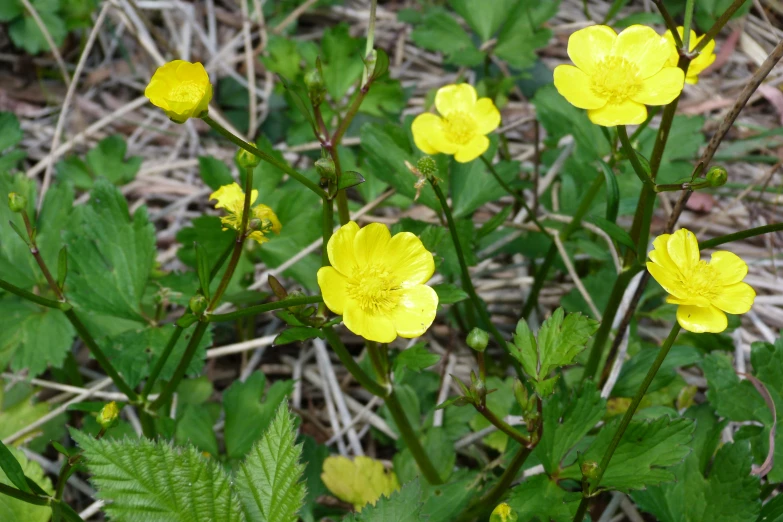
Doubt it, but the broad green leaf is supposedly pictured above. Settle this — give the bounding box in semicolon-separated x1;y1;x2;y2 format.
536;308;599;378
449;0;517;41
507;474;581;522
394;343;441;374
494;0;559;70
74;430;244;522
0;441;31;493
612;345;701;397
9;8;66;55
199;156;234;190
299;436;329;522
702;351;767;422
0;446;53;522
451;155;521;218
432;283;469;305
0;112;23;152
562;415;694;491
321;24;364;100
64;179;155;322
57;136;142;188
261;36;303;81
507;319;538;379
0;380;65;448
176;404;219;456
345;478;426;522
0;173;38;288
235;404;306;522
420;474;478;521
410;10;481;66
274;326;324;345
323;455;399;511
758;494;783;522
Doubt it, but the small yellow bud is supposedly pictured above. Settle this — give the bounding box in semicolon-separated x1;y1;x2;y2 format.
189;295;208;315
8;192;26;213
490;503;518;522
144;60;213;123
97;401;120;429
466;327;489;352
706;166;728;187
236;147;261;169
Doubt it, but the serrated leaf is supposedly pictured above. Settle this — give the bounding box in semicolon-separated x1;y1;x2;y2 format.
449;0;517;41
321;24;364;100
9;8;66;55
74;430;244;522
344;478;426;522
494;1;557;70
64;179;155;322
195;242;211;299
0;446;54;522
199;156;234;190
235;404;306;522
612;345;701;398
85;135;142;186
507;319;538;379
395;343;440;374
537;308;599;378
410;9;481;66
507;474;580;522
0;112;23;152
274;326;324;345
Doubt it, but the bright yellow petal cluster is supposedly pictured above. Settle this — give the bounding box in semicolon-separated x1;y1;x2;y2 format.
490;503;518;522
553;25;685;126
664;27;717;84
647;228;756;333
209;183;281;245
411;83;501;163
321;455;400;511
317;221;438;343
144;60;213;123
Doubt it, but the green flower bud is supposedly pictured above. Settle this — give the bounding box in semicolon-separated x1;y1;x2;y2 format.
466;327;489;352
416;156;438;178
236;147;261;169
305;67;326;106
189;294;208;315
513;379;531;412
8;192;26;213
490;503;518;522
97;401;120;429
581;460;599;480
706;166;728;187
315;157;336;180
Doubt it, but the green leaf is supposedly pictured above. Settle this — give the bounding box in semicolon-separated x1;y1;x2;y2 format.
449;0;517;41
562;415;694;491
537;308;599;378
612;345;701;398
410;9;481;66
432;283;469;305
195;242;211;299
0;112;23;152
507;474;581;522
199;156;234;190
64;179;155;322
0;379;65;448
321;24;364;100
507;319;538;378
9;7;66;55
0;173;38;288
494;1;558;70
598;160;620;223
235;404;306;522
337;171;366;190
0;440;31;493
702;351;767;423
262;36;303;81
176;404;219;456
420;474;478;521
0;446;54;522
451;155;521;218
74;430;244;522
86;135;142;185
274;326;324;345
346;478;427;522
395;343;441;373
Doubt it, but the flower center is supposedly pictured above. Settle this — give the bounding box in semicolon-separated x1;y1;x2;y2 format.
590;56;642;104
169;81;204;103
442;111;476;145
347;265;400;314
679;260;719;301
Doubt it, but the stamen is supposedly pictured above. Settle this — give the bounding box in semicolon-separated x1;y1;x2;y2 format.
346;265;400;314
590;56;642;104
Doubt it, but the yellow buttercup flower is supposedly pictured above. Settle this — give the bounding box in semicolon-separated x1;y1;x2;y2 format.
209;183;281;244
490;503;518;522
553;25;685;126
664;27;717;84
145;60;212;123
646;228;755;333
411;83;501;163
321;456;400;511
317;221;438;343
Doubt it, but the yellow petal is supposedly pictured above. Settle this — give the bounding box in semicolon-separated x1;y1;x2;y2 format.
647;261;688;299
613;25;673;79
353;222;392;267
454;135;490;163
384;232;435;286
663;29;680;68
435;83;477;116
567;25;617;74
709;250;748;285
667;294;710;308
391;285;439;338
553;65;607;110
649;234;680;274
666;228;700;272
251;204;282;234
632;67;684;105
321;456;399;511
471;98;501;135
411;113;442;155
711;282;756;315
327;221;360;277
425;125;461;155
588;100;647;126
145;60;212;123
689;41;716;79
343;305;397;343
317;267;349;315
676;304;727;333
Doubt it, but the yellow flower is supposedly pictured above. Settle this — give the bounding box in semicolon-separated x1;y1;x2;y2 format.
411;83;501;163
317;221;438;343
664;27;717;84
553;25;685;126
209;183;281;244
144;60;212;123
321;456;400;511
646;228;755;333
490;503;518;522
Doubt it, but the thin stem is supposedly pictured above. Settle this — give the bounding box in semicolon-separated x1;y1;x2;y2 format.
65;309;138;401
694;0;751;53
361;0;378;88
202;115;326;199
142;325;183;397
521;175;604;319
699;222;783;250
331;150;351;225
0;278;65;309
322;197;334;266
574;323;681;522
475;405;529;446
150;321;209;410
682;0;696;50
20;210;65;300
322;326;388;397
0;483;50;506
385;389;444;484
366;341;388;386
429;179;505;348
208;295;324;322
617;126;655;190
652;0;683;47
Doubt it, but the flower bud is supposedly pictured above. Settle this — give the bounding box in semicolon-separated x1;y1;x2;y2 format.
490;503;518;522
581;460;599;480
513;379;531;412
315;157;336;181
466;327;489;352
189;294;208;315
305;67;326;107
236;147;261;169
97;401;120;429
416;156;438;179
8;192;26;213
706;166;728;187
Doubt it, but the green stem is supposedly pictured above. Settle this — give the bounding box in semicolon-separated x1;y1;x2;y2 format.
322;197;334;266
331;150;351;225
429;179;505;348
699;222;783;249
366;341;389;386
460;445;533;521
208;295;324;322
475;405;529;446
651;0;683;47
64;309;138;401
142;325;183;397
617;126;655;190
150;321;209;410
361;0;378;87
0;483;50;506
694;0;750;53
385;389;444;485
0;278;66;309
682;0;696;50
574;323;681;522
202;115;326;199
521;175;604;319
322;326;388;397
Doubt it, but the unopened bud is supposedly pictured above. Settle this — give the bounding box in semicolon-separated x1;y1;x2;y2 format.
470;374;487;403
513;379;531;412
416;156;437;178
315;157;336;181
467;327;489;352
305;68;326;106
8;192;26;213
581;460;599;480
189;294;207;315
236;147;261;169
490;503;518;522
97;401;120;429
706;166;727;187
248;218;262;231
